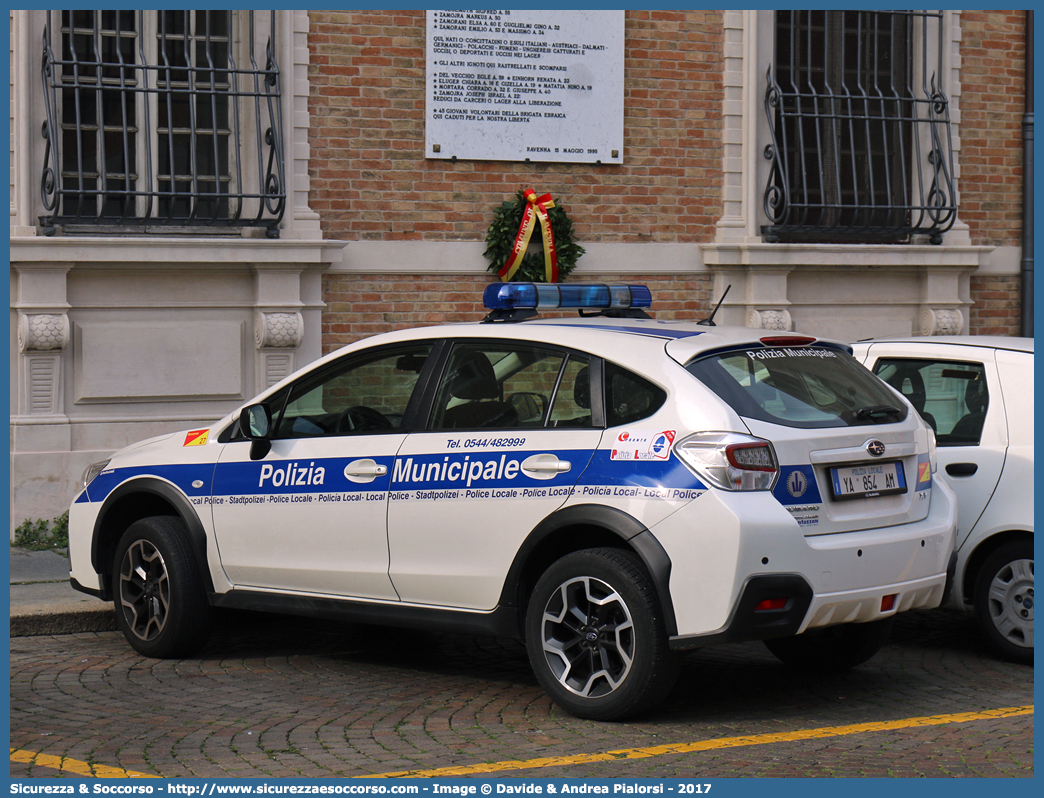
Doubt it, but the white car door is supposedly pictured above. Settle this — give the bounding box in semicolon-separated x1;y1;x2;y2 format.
211;343;434;600
386;341;600;609
858;343;1007;549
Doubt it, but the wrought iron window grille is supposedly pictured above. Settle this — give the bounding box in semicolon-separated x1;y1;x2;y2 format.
763;10;956;244
40;10;285;237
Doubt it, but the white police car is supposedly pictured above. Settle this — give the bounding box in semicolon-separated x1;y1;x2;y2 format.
69;284;957;720
851;336;1033;664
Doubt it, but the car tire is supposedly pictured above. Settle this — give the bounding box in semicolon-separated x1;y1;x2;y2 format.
525;548;679;721
763;617;895;672
112;516;213;659
973;539;1033;664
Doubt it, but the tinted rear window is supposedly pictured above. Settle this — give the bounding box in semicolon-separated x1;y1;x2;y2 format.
686;346;908;429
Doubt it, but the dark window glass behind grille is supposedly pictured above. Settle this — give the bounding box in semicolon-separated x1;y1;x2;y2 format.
58;11;139;222
40;10;285;236
763;11;956;244
156;12;232;220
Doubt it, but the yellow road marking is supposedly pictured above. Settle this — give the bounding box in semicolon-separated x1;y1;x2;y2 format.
365;705;1034;778
10;706;1032;780
9;748;157;779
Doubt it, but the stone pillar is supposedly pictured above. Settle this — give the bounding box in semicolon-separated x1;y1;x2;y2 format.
919;266;970;335
12;265;72;433
253;265;309;392
707;263;795;330
255;310;305;388
10;264;74;527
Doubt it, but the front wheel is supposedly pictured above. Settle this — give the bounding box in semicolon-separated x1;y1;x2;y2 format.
112;516;213;659
764;617;895;672
525;548;678;721
974;540;1033;664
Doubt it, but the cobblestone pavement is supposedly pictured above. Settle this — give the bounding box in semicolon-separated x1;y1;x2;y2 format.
10;608;1033;779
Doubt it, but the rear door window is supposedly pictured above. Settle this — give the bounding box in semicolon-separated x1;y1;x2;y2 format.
687;346;907;429
872;358;989;445
427;342;591;430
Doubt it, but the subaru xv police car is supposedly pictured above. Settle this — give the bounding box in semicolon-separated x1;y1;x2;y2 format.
69;283;957;720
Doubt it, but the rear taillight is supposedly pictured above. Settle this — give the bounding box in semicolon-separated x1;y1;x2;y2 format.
725;442;777;472
674;432;779;491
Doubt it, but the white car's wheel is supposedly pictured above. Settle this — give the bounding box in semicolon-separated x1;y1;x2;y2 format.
974;540;1033;664
525;548;678;721
113;516;213;659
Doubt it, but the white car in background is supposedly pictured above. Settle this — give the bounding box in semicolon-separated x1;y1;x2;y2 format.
852;336;1033;664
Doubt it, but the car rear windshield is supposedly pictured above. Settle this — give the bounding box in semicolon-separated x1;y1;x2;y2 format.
685;345;909;429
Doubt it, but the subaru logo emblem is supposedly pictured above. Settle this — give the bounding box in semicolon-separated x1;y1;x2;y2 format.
866;440;886;457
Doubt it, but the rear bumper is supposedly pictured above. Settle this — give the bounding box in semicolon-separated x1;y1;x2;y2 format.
662;476;958;646
670;569;946;650
670;574;812;649
799;571;946;632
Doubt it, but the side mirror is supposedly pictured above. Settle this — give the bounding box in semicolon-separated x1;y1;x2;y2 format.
238;404;272;461
239;404;271;439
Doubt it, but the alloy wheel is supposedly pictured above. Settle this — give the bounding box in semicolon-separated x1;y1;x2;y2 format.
539;575;635;698
118;539;171;642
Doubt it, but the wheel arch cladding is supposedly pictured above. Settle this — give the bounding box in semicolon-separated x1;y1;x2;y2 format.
498;503;677;638
92;478;214;598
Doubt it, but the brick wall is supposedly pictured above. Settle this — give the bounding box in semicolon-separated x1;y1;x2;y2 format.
308;11;1028;347
309;10;723;348
321;273;712;353
968;275;1022;336
958;11;1027;248
308;10;724;245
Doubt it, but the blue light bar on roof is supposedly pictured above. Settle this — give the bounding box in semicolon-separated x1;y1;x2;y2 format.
483;283;653;311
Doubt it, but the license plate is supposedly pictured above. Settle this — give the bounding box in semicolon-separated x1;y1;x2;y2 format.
829;461;907;501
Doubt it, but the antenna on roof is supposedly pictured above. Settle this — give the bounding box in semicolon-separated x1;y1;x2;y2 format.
697;284;731;326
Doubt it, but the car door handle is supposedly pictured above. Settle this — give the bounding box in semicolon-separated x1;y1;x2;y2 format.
945;462;978;477
343;459;388;483
521;453;572;480
525;460;571;472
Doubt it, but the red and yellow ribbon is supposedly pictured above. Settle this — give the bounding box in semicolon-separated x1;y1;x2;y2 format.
498;189;559;283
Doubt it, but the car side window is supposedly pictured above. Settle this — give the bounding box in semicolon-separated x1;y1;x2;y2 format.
873;358;989;445
428;343;589;430
604;361;666;427
549;356;594;428
272;344;433;439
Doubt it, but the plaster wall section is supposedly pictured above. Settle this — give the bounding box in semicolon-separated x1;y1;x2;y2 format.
8;10;335;528
9;240;334;527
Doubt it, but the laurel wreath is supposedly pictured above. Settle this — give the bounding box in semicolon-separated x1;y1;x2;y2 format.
483;190;585;282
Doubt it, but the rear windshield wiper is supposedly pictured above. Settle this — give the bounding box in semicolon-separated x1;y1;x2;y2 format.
855;405;903;421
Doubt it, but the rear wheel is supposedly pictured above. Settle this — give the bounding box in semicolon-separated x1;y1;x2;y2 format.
525;548;678;721
974;540;1033;664
112;516;212;658
764;617;895;671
